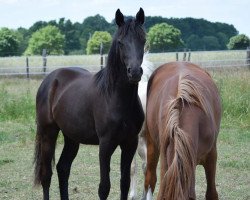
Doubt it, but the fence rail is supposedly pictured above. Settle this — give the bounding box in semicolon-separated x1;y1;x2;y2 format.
0;65;101;77
0;49;249;77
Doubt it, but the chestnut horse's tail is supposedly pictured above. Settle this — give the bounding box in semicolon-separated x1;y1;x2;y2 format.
160;74;210;199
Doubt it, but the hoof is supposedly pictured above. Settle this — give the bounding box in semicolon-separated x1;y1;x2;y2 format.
129;192;136;200
141;187;153;200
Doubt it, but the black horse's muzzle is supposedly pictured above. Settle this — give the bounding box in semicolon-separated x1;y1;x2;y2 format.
127;66;143;83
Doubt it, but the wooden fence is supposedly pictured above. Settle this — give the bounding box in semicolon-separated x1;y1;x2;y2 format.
0;49;249;78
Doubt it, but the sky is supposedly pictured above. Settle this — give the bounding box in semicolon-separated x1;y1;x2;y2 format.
0;0;249;37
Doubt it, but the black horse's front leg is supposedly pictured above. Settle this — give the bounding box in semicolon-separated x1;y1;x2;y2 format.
56;135;80;200
98;141;118;200
120;137;138;200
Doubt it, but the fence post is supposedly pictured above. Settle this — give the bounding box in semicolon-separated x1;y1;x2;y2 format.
247;47;250;68
188;49;191;61
100;43;104;69
183;51;187;61
176;52;179;61
26;57;29;79
42;49;47;75
105;55;108;66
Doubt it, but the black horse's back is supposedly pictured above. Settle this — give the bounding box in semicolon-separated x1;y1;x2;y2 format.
36;67;92;125
37;67;90;104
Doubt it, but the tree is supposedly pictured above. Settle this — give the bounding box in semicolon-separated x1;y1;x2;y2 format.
16;27;30;55
25;25;65;55
0;28;20;57
28;21;48;34
147;23;183;52
144;16;238;51
202;36;221;50
216;32;228;50
86;31;112;54
81;15;113;54
186;34;203;50
56;18;81;54
227;34;250;50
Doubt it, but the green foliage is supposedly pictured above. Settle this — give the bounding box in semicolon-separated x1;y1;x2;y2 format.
145;16;237;51
186;34;227;50
15;27;30;55
86;31;112;54
81;15;114;54
25;25;65;55
186;34;203;50
0;28;20;57
147;23;183;52
216;32;229;49
202;36;221;50
57;18;81;54
227;34;250;50
4;14;240;55
28;21;48;34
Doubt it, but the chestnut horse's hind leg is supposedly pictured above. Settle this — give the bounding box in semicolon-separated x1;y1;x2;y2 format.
143;129;159;199
203;145;219;200
56;134;79;200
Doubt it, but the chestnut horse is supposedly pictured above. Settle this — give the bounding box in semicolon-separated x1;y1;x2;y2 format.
143;62;221;200
34;8;145;200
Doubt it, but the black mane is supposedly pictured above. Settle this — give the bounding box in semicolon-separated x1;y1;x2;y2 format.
94;18;146;96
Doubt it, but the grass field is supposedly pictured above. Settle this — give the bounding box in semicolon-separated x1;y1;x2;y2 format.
0;67;249;199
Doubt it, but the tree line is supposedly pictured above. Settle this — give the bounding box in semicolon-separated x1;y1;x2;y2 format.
0;15;250;57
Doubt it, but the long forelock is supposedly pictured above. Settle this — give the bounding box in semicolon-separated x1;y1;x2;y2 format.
117;19;146;41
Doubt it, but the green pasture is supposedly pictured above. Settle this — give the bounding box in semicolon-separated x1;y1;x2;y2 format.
0;67;249;199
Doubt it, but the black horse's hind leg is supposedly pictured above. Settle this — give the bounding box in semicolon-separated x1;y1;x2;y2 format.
120;137;138;200
56;134;79;200
98;141;118;200
39;125;59;200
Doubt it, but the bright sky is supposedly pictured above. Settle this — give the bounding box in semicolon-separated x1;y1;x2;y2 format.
0;0;249;36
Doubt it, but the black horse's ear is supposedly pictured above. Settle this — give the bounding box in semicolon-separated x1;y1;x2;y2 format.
136;8;145;25
115;9;125;26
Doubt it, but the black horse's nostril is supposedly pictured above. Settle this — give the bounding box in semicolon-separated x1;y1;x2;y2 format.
140;67;143;74
127;67;131;74
127;66;143;82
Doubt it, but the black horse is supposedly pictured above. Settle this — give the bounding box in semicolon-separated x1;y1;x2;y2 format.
33;8;145;200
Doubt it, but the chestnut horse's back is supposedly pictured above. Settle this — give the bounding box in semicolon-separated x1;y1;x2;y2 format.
144;62;221;200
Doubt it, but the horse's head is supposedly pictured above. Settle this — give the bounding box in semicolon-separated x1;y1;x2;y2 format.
115;8;146;84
